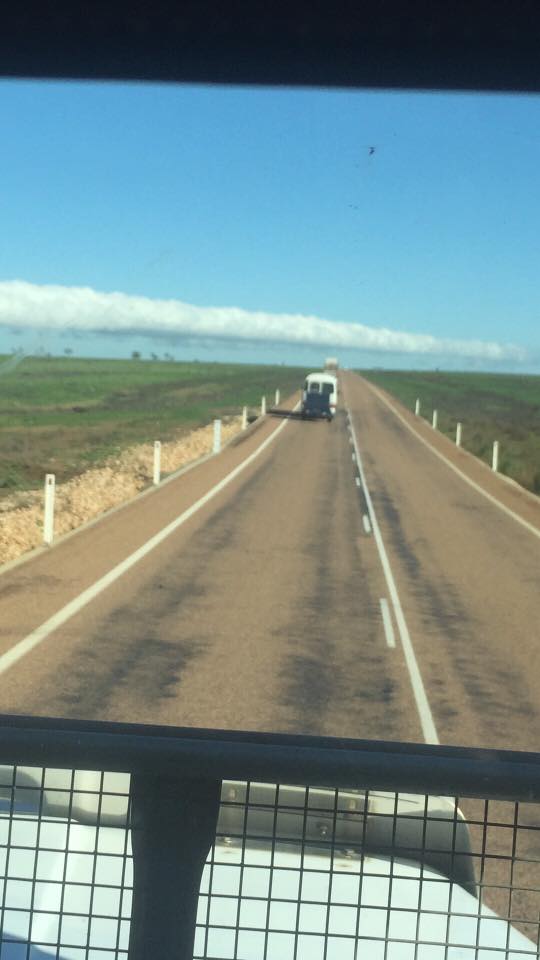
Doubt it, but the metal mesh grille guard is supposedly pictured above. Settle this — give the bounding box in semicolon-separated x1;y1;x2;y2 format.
0;715;539;959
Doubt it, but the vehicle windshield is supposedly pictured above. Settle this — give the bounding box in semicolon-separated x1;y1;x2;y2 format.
0;80;538;746
0;77;539;957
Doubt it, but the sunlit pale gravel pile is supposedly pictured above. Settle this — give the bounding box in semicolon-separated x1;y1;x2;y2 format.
0;416;242;566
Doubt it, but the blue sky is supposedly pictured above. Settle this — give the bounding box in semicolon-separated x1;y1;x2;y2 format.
0;80;539;370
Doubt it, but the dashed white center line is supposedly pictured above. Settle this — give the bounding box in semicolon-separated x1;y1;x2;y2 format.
355;476;361;488
379;598;396;648
362;513;372;534
347;406;439;745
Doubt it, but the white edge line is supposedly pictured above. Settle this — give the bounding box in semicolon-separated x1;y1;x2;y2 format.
348;406;439;744
0;412;269;578
379;598;396;648
366;382;540;542
0;410;296;678
362;513;372;534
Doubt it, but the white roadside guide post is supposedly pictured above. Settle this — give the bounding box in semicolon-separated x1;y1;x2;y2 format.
261;396;266;416
213;419;222;454
43;473;55;545
275;388;280;406
456;422;462;447
492;440;500;472
432;409;438;429
153;441;161;485
241;406;248;431
414;398;420;416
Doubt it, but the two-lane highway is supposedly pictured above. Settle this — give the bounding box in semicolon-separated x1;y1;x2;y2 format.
0;372;539;753
0;399;417;739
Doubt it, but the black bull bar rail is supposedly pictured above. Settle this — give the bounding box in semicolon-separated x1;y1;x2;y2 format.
0;714;539;958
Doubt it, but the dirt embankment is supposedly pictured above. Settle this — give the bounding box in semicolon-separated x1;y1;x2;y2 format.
0;416;242;566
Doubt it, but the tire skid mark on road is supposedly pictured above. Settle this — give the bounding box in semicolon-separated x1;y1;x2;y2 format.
279;412;350;730
367;467;537;738
367;382;540;542
353;390;540;748
31;559;212;719
0;412;294;679
279;412;397;735
346;406;439;745
367;462;466;626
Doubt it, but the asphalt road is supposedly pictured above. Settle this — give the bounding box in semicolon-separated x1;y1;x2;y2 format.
0;373;538;750
344;373;540;753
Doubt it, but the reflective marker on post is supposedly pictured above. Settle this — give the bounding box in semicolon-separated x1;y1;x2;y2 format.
241;406;248;431
213;419;222;454
43;473;55;545
153;441;161;485
456;422;462;447
275;388;280;406
415;398;420;416
432;409;438;430
261;396;266;416
492;440;499;472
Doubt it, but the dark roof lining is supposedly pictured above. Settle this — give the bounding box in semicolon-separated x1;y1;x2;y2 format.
1;0;540;91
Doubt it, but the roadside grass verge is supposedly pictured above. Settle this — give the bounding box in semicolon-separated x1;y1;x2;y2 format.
359;370;540;495
0;356;305;496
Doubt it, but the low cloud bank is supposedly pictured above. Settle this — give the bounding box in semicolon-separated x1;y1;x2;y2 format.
0;280;526;362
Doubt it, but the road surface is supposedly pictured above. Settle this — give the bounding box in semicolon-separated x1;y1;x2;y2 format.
0;372;538;753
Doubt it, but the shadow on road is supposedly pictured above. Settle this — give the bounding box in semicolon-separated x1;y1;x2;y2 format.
268;408;304;420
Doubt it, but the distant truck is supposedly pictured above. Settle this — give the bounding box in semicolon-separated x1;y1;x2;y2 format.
301;371;338;419
324;357;339;372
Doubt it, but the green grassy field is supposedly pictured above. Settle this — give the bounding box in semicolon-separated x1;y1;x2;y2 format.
0;355;306;495
359;370;540;494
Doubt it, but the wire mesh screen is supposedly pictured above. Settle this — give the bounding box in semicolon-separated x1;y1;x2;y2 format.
1;765;539;959
0;766;132;959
